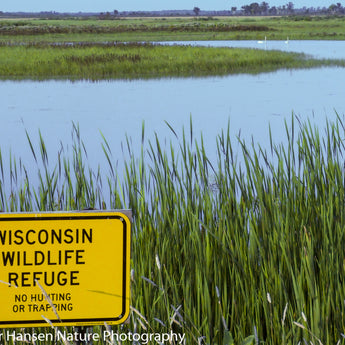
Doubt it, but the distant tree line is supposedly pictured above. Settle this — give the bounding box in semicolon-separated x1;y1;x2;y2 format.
239;2;294;16
98;2;345;19
234;2;345;16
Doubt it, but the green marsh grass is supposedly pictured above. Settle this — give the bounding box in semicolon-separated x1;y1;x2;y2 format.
1;42;345;80
2;116;345;344
2;16;345;42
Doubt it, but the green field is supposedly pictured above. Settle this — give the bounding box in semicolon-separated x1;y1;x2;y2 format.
1;15;345;42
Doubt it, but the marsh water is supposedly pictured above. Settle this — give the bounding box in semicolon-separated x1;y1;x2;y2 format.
1;40;345;186
163;39;345;59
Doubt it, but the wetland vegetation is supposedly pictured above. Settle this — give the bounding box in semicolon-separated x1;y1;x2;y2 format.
1;42;345;80
1;16;345;79
2;15;345;42
2;117;345;344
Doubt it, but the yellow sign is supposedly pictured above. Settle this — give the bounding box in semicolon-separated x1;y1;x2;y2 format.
0;210;131;328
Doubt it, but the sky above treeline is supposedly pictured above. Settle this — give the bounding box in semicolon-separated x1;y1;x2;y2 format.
2;0;339;13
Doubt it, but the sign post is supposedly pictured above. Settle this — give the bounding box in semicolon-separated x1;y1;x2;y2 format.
0;210;131;328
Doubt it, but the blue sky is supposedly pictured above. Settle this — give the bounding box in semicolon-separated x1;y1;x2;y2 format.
1;1;339;13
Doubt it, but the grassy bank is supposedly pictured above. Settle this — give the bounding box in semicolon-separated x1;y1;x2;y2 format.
2;117;345;344
2;16;345;80
1;15;345;43
0;42;344;80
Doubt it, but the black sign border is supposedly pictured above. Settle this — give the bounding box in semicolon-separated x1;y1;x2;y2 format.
0;212;130;327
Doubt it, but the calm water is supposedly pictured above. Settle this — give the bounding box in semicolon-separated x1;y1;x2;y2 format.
0;41;345;189
163;40;345;59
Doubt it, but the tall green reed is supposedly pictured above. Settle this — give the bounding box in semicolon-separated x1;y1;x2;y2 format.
2;115;345;344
